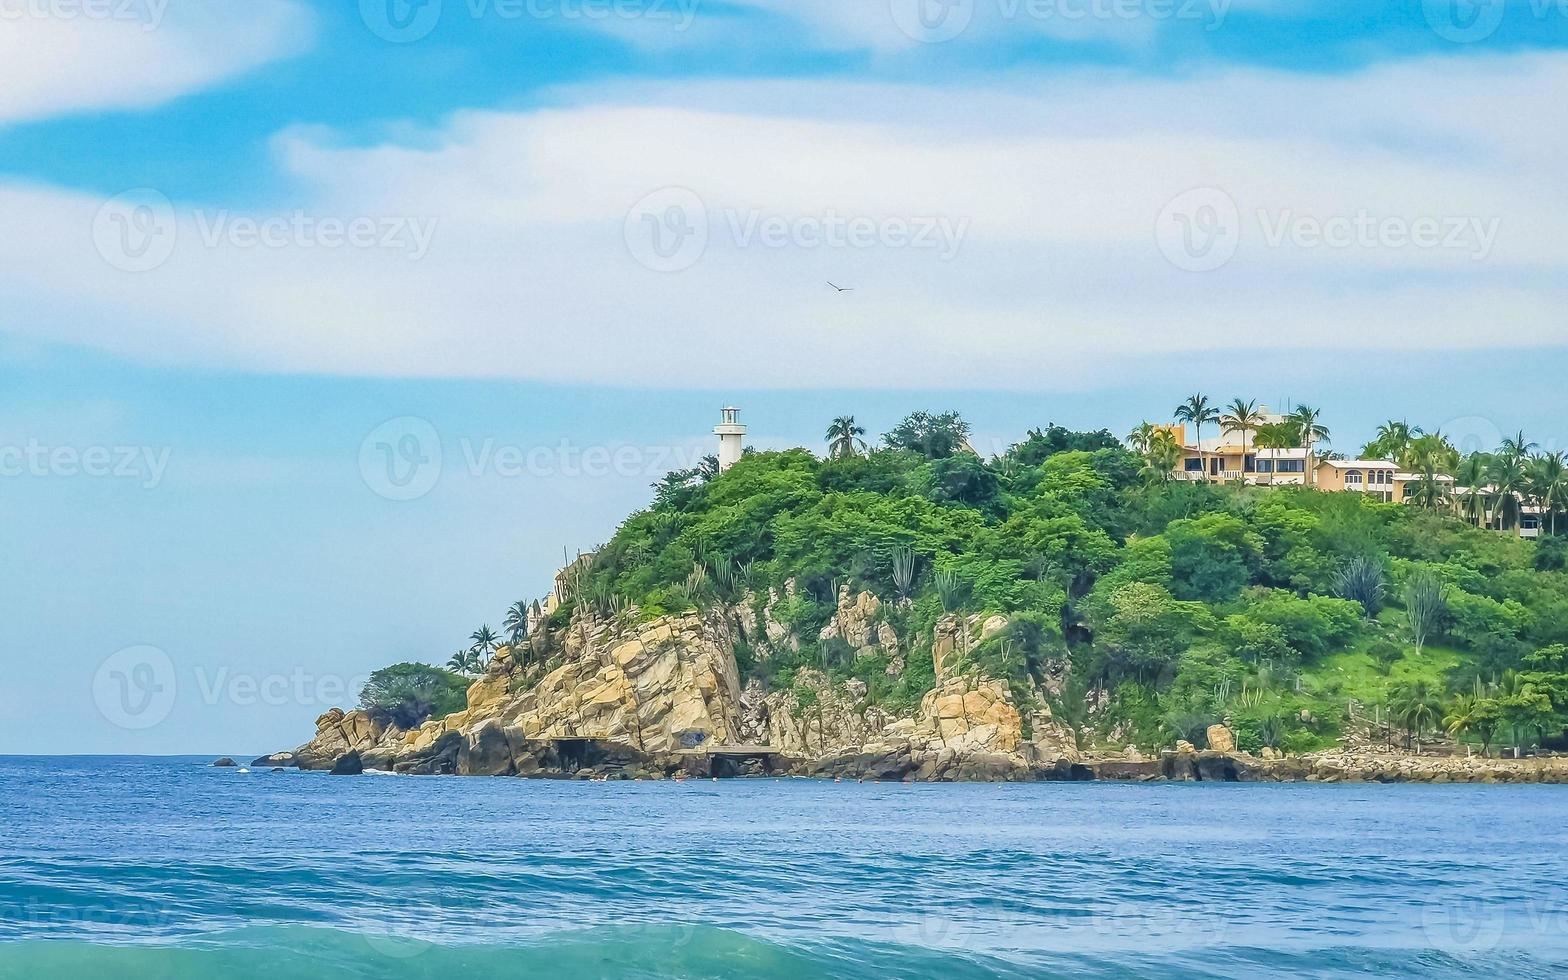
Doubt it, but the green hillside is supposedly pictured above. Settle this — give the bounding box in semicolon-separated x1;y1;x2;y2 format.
489;415;1568;758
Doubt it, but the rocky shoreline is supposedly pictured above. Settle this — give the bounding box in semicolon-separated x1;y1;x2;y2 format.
265;584;1568;788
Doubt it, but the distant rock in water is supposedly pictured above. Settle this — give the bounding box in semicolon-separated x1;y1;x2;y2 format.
330;751;364;776
251;752;296;768
211;758;236;767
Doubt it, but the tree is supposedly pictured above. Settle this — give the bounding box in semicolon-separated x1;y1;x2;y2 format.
825;416;868;459
1526;452;1567;536
1252;423;1296;485
1175;395;1220;479
1389;680;1442;753
1364;420;1418;462
1289;405;1330;484
1404;570;1447;656
1220;399;1262;479
1489;452;1528;535
470;624;499;670
1455;453;1491;527
1407;460;1452;514
359;663;470;729
503;601;530;659
883;411;972;459
1126;422;1156;455
446;649;481;675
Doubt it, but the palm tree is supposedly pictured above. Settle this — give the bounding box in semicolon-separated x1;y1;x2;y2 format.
1252;424;1295;485
1407;461;1452;513
1526;452;1567;536
1454;453;1491;527
1220;398;1262;481
1289;405;1330;485
503;600;530;660
1366;420;1418;462
1126;422;1157;455
1489;453;1528;535
447;649;480;675
1389;680;1442;754
1175;394;1220;480
1141;428;1182;484
470;624;499;670
825;416;868;459
1499;430;1538;463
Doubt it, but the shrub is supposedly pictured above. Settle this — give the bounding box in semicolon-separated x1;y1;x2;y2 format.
359;663;470;729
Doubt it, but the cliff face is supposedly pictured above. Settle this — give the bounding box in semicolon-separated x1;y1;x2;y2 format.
291;590;1081;780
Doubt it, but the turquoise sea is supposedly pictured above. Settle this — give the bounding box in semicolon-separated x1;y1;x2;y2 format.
2;756;1566;978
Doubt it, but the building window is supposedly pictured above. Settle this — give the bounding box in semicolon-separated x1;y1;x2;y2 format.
1345;470;1363;487
1244;454;1257;473
1276;459;1304;474
1523;515;1541;530
1256;458;1274;473
1184;457;1204;472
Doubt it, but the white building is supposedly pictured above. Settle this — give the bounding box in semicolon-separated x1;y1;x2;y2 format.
714;407;746;471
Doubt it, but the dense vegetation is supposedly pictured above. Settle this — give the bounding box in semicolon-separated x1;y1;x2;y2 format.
539;410;1568;757
370;407;1568;757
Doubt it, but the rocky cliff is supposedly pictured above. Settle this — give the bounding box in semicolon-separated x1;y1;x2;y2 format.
288;588;1083;781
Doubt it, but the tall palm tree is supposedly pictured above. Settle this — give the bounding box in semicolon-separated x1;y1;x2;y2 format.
503;600;530;660
825;416;868;459
1526;452;1567;536
470;624;499;670
447;649;480;675
1499;430;1538;463
1455;453;1492;528
1252;424;1295;485
1175;394;1220;480
1289;405;1330;485
1407;461;1452;514
1220;398;1262;481
1489;453;1528;535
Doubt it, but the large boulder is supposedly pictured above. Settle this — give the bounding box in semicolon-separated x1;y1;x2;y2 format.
295;708;388;771
250;752;295;768
329;751;363;776
1206;725;1236;754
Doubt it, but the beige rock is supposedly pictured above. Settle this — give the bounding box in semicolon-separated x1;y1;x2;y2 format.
1206;724;1236;754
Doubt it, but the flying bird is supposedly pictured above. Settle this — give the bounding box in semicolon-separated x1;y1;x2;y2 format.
827;281;855;292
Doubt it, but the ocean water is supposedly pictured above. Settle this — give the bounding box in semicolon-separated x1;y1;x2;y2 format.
2;757;1566;979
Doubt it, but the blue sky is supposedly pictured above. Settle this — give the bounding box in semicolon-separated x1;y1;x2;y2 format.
2;0;1566;754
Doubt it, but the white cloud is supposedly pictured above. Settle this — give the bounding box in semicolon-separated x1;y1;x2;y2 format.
0;0;312;125
0;52;1564;389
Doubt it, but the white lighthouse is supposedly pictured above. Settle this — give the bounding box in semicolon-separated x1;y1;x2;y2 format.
714;406;746;471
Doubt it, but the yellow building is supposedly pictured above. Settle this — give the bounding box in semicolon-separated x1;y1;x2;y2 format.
1166;408;1312;485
